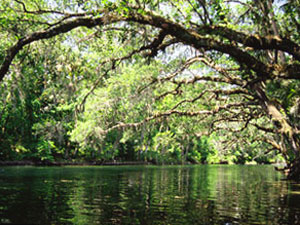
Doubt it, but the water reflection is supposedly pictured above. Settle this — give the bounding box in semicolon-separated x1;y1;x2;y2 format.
0;165;299;224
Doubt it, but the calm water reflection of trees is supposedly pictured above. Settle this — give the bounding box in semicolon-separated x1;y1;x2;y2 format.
0;166;299;224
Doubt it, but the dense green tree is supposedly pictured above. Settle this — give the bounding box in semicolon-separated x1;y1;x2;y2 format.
0;0;299;178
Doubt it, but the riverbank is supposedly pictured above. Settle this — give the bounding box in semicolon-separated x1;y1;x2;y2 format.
0;160;284;167
0;160;152;166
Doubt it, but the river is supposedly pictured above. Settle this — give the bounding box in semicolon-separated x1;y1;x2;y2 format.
0;165;299;224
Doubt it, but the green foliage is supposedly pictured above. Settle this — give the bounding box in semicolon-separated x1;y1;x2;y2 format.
35;140;56;162
0;0;298;167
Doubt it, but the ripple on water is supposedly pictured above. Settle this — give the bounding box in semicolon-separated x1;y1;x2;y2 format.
0;165;300;225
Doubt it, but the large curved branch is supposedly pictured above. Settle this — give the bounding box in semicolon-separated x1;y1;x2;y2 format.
127;12;274;79
1;7;299;83
0;13;121;81
199;25;300;61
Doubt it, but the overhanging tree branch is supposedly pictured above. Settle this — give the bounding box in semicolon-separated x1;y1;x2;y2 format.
1;7;300;82
198;25;300;61
0;13;121;81
102;101;257;134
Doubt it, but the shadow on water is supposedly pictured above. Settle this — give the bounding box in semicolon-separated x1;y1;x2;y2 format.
0;165;299;224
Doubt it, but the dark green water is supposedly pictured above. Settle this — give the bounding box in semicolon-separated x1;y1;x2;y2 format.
0;165;300;225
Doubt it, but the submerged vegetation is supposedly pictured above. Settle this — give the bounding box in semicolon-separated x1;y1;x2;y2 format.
0;1;299;178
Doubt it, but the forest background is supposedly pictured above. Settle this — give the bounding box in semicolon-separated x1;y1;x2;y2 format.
0;0;299;178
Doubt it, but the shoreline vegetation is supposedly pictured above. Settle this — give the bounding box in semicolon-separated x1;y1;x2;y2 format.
0;160;152;167
0;160;282;167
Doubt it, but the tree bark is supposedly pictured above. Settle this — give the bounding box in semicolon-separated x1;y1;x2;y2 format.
253;82;300;179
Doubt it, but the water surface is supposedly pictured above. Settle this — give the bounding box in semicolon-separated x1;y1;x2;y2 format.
0;165;299;224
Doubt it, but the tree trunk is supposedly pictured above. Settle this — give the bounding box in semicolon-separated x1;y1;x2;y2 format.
253;82;300;179
288;157;300;180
